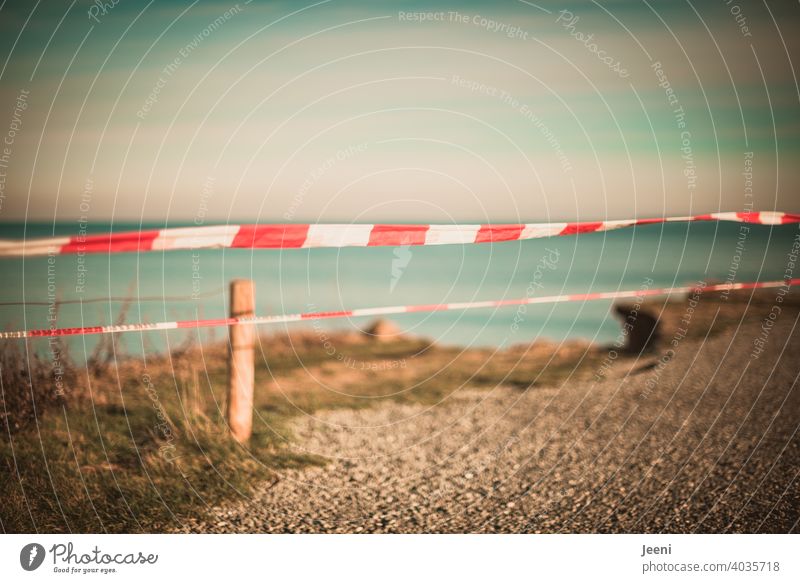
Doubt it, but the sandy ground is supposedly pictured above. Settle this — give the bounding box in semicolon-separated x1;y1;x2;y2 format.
177;306;800;533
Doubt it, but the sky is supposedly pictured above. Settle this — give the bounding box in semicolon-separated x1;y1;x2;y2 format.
0;0;798;224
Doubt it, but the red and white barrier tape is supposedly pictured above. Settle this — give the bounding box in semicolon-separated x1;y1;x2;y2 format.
2;278;795;340
1;211;798;257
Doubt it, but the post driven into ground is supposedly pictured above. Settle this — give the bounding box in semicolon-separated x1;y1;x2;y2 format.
227;278;255;442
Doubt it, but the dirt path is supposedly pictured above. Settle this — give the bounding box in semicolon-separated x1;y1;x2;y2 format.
177;311;800;533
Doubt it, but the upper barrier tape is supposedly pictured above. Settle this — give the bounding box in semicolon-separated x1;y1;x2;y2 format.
1;211;798;257
1;278;795;339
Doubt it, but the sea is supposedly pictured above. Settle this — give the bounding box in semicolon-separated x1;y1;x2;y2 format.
1;220;797;360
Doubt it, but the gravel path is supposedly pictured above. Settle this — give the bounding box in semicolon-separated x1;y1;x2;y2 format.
178;309;800;533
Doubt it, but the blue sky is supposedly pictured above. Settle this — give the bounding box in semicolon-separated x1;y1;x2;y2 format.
0;0;798;223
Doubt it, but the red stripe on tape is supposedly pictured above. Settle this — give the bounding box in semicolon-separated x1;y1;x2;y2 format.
475;224;525;243
28;325;105;337
782;213;800;224
231;225;310;249
61;230;160;254
301;310;353;320
559;222;603;236
368;225;429;246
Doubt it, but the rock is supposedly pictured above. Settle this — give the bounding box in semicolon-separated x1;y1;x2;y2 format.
614;304;661;353
361;318;403;342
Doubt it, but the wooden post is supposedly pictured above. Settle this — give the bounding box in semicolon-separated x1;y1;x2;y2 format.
227;279;255;442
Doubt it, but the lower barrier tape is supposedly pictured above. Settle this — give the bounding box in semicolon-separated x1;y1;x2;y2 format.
1;278;796;340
